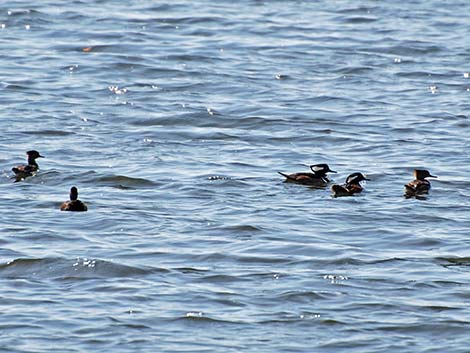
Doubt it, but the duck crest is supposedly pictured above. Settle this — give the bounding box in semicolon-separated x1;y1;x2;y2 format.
310;164;329;173
345;172;365;184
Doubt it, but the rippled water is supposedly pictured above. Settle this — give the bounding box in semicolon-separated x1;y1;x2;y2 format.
1;1;470;352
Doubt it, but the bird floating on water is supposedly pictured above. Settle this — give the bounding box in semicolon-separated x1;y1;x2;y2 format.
404;169;437;199
278;163;336;187
11;150;44;182
60;186;88;212
331;172;370;197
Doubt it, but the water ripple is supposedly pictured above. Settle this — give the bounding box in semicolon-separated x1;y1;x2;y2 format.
0;258;155;279
1;1;469;352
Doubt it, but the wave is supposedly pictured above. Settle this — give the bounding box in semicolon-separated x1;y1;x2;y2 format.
0;257;154;280
86;173;158;189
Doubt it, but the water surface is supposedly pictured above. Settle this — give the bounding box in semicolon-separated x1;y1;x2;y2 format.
1;1;470;352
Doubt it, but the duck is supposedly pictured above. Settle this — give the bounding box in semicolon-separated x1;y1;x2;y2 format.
404;169;437;198
331;172;370;197
12;150;44;181
278;163;337;186
60;186;88;212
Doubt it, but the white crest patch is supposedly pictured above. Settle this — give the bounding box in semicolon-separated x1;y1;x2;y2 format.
347;175;358;184
311;165;325;172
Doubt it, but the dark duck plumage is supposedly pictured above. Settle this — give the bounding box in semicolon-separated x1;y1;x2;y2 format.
60;186;88;212
12;150;44;181
331;172;369;197
278;163;336;186
404;169;437;198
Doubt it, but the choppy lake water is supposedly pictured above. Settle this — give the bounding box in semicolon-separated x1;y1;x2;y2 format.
1;1;470;352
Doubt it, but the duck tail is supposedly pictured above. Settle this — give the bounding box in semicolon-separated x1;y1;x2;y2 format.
278;172;295;181
404;184;416;197
11;175;23;183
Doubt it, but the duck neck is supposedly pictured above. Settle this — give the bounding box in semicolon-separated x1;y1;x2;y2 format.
319;174;329;182
70;190;78;201
28;157;38;166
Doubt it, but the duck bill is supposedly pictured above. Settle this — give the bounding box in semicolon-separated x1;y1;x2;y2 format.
429;175;437;178
38;154;45;158
329;170;337;173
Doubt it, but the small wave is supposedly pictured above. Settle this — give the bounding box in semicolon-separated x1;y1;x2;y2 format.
342;16;378;24
440;257;470;268
0;257;153;279
256;313;321;325
4;8;43;18
3;82;36;91
197;274;245;283
165;54;220;63
21;130;74;136
337;6;379;14
156;15;227;26
307;95;350;104
278;290;328;302
192;252;289;265
236;255;291;265
220;224;264;233
174;267;209;274
176;312;240;325
94;174;157;188
206;175;232;181
375;321;468;334
204;178;249;189
335;66;375;75
298;256;406;267
388;43;443;55
396;71;449;79
228;116;286;130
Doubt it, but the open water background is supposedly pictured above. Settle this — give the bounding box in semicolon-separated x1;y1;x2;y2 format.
1;1;470;352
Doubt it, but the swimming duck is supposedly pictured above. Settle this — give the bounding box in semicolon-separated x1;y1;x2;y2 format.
404;169;437;198
278;163;337;186
331;172;369;197
12;150;44;181
60;186;88;212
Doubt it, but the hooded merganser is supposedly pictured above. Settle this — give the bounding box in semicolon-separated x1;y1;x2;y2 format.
278;163;337;186
404;169;437;198
331;172;369;197
60;186;88;212
12;150;44;181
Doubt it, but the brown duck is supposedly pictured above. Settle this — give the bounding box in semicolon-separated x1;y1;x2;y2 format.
404;169;437;198
12;150;44;181
60;187;88;212
278;163;336;186
331;172;369;197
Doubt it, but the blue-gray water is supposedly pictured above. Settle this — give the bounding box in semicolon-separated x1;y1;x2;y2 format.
1;1;470;352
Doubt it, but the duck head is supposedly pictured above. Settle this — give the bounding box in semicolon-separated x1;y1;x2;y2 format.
26;150;44;165
26;150;44;161
70;186;79;201
414;169;437;180
346;172;370;184
309;164;337;175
